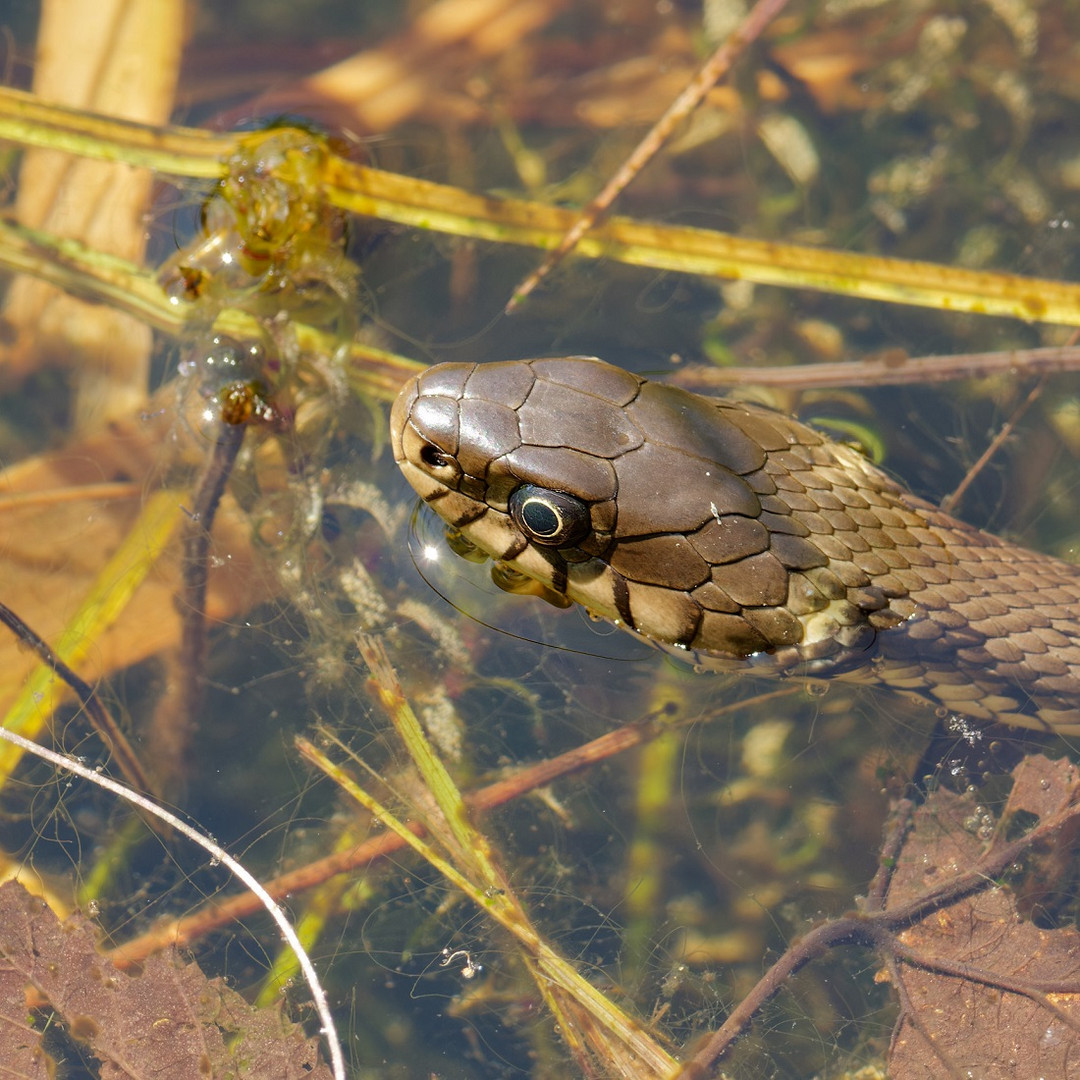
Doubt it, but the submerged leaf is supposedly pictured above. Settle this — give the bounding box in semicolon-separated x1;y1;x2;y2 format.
0;880;332;1079
0;956;51;1078
885;757;1080;1079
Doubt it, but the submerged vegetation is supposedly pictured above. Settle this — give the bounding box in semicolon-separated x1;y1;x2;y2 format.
2;1;1080;1076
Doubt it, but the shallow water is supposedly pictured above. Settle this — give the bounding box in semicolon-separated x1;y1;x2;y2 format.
2;2;1080;1077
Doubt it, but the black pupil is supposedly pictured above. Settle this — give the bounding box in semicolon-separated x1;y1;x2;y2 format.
521;498;560;536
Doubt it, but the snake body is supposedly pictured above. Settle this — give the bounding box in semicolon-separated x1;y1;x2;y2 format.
391;357;1080;733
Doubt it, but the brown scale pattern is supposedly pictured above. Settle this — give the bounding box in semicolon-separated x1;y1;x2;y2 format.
391;357;1080;733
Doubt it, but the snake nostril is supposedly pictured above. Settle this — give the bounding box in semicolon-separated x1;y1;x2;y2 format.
420;443;451;469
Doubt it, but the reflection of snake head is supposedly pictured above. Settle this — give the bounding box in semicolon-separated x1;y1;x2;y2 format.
392;357;1080;733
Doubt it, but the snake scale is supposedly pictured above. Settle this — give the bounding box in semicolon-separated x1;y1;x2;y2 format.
391;356;1080;734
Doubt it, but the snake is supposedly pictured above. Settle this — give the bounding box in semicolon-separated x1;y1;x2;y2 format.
390;356;1080;734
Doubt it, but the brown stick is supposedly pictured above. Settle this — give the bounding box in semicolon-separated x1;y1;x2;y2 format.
679;787;1080;1076
175;419;246;733
669;344;1080;391
940;378;1045;514
105;686;801;966
505;0;792;312
0;598;154;797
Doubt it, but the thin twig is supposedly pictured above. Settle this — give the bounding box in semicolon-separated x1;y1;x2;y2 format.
677;914;870;1078
939;329;1078;514
890;937;1080;1002
104;687;803;965
940;377;1046;514
176;418;246;729
669;344;1080;391
884;948;968;1080
0;598;153;795
679;790;1080;1076
505;0;792;312
863;797;915;913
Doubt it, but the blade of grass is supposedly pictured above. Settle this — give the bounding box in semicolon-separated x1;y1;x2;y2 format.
669;345;1080;390
0;488;182;787
0;218;424;403
104;688;802;967
298;730;681;1079
317;160;1080;327
253;824;362;1010
0;84;231;177
356;634;489;866
3;88;1080;327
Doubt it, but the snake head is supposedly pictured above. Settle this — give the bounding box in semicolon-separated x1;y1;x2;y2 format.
391;356;845;662
391;358;625;613
393;357;1080;732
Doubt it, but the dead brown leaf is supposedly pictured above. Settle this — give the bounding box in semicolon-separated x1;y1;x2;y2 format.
884;757;1080;1079
0;879;332;1079
685;755;1080;1077
0;955;51;1079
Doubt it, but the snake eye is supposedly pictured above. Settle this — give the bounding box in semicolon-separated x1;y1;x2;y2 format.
508;485;590;548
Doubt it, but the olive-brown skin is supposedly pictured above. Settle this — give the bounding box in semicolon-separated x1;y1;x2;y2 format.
391;356;1080;733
